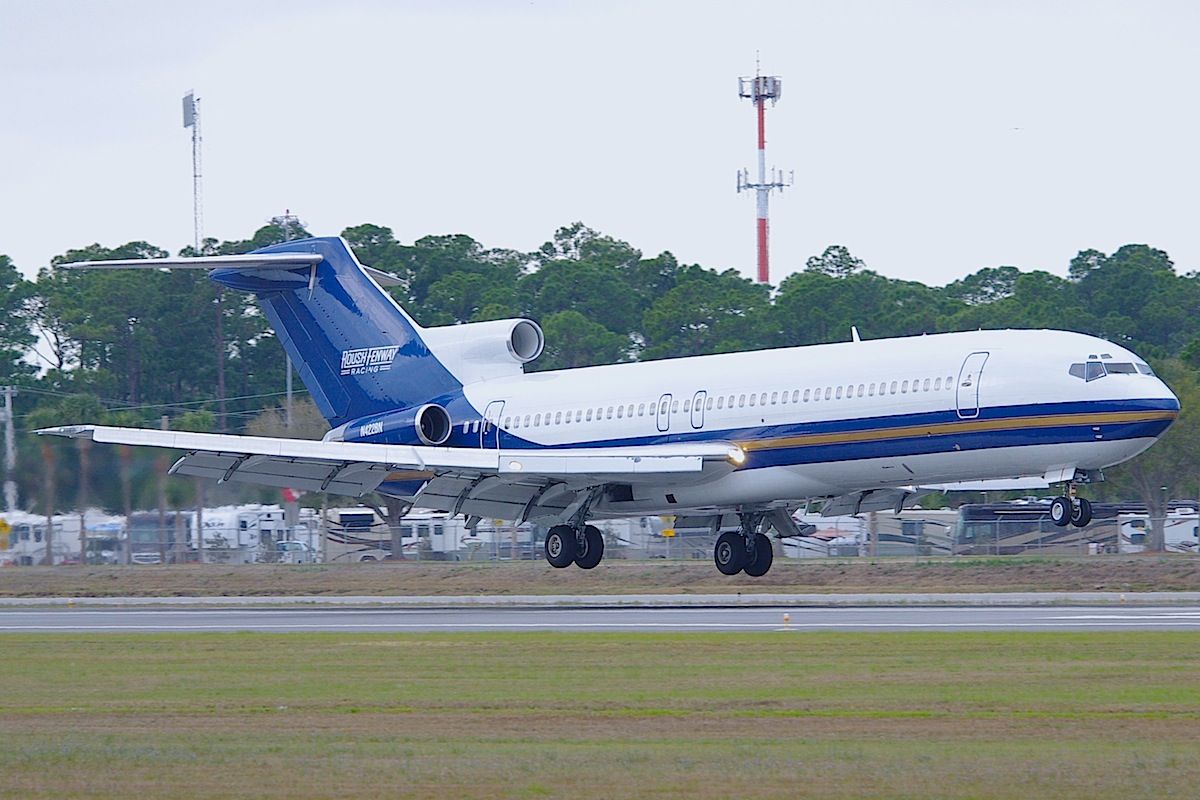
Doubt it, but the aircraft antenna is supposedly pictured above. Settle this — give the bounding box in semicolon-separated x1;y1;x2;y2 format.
182;91;204;251
736;65;792;284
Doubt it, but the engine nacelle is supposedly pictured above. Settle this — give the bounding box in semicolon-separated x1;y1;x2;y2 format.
420;318;544;383
342;403;453;446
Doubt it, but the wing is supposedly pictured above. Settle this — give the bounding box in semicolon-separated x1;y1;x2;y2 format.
38;425;745;522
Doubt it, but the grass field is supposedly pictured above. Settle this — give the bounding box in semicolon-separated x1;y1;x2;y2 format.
3;554;1199;597
1;632;1198;799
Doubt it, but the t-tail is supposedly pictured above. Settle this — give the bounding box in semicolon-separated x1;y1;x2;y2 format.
60;236;545;438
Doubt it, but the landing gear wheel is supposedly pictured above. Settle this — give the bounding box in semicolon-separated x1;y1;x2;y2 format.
742;533;774;577
714;531;748;575
545;525;577;568
1049;496;1071;528
574;525;605;569
1071;498;1093;527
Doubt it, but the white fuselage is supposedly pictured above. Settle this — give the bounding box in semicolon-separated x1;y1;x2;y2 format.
428;329;1177;518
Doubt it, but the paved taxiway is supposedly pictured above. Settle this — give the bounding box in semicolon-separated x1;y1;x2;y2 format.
3;605;1199;632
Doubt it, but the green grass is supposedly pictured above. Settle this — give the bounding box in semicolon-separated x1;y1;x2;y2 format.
2;632;1199;798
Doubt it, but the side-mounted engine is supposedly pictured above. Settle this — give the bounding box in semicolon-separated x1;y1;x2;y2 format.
332;403;454;446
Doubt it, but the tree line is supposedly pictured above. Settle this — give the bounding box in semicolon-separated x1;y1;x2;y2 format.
2;220;1198;522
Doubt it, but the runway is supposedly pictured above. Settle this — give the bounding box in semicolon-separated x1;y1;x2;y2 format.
3;605;1200;632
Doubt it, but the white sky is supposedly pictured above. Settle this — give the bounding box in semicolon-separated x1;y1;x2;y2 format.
1;0;1197;286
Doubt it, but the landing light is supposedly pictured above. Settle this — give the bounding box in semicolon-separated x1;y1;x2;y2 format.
508;460;523;471
727;447;746;466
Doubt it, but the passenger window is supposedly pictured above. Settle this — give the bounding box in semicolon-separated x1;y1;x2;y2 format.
791;390;799;403
671;401;678;413
628;404;635;416
771;392;778;404
945;376;953;388
565;412;572;424
637;403;645;415
901;381;908;393
617;406;624;418
524;415;531;426
706;397;713;410
576;410;583;422
660;401;668;414
824;387;832;400
759;393;767;406
835;386;843;399
923;378;930;391
717;396;724;409
857;384;864;397
803;389;811;402
534;414;541;426
868;383;875;396
749;394;757;406
552;412;560;425
504;417;511;427
606;407;614;419
890;381;898;394
737;394;745;407
934;377;941;391
683;399;691;412
586;409;593;421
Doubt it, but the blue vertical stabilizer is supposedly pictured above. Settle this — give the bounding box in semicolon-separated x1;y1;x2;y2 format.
209;237;461;427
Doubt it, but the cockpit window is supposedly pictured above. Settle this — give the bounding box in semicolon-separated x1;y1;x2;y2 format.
1071;360;1152;380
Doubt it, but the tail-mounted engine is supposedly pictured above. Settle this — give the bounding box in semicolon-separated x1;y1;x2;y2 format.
419;318;544;383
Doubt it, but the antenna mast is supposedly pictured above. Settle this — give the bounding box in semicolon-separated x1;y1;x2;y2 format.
737;65;791;284
182;91;204;251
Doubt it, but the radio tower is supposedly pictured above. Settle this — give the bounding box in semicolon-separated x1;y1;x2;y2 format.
737;63;791;284
182;91;203;251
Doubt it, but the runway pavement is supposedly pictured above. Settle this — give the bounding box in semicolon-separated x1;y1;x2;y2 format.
2;604;1200;632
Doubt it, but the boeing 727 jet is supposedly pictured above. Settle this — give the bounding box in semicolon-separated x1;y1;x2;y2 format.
41;237;1180;576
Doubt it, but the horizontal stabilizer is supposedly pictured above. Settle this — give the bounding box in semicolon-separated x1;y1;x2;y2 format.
58;252;404;287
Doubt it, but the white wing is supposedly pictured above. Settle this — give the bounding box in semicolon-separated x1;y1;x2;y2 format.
38;425;745;521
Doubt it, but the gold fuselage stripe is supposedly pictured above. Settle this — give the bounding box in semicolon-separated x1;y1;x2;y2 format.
737;410;1178;453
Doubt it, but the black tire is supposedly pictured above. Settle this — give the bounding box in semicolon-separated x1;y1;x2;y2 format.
545;525;577;568
714;531;747;575
1071;497;1093;527
575;525;605;569
742;533;774;577
1049;496;1071;527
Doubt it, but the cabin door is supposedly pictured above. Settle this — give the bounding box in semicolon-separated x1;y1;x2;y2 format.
690;390;707;429
956;352;989;419
480;400;505;449
656;393;672;433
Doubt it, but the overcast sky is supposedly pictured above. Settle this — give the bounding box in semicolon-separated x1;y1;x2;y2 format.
1;0;1196;286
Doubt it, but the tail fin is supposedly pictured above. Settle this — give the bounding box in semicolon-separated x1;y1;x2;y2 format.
210;237;461;427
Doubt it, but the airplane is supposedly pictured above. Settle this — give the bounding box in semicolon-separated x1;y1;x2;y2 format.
40;236;1180;576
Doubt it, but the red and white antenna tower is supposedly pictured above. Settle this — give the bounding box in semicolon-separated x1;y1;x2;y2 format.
737;64;792;284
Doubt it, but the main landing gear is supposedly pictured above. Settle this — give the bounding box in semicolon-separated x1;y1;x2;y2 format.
544;524;605;570
1049;487;1093;528
714;513;774;577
